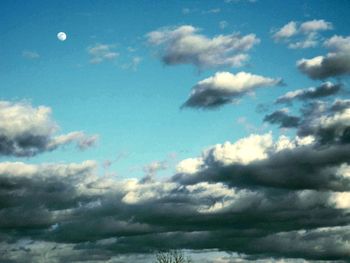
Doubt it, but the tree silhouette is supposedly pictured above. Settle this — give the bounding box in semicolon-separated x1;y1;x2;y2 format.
155;250;192;263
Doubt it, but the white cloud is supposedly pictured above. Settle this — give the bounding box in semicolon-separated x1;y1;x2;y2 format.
273;21;298;40
147;25;260;69
298;34;350;79
22;51;40;59
0;101;97;156
273;19;333;49
176;157;204;174
204;133;273;166
299;19;333;33
122;56;142;71
183;71;282;108
0;160;96;179
219;21;228;30
87;44;119;64
324;35;350;52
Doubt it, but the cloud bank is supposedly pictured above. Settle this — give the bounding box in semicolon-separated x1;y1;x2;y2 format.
2;97;350;261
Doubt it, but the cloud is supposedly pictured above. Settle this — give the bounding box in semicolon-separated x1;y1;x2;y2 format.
273;19;332;49
267;97;350;146
297;53;350;79
2;136;350;261
273;21;298;40
87;44;119;64
0;101;97;157
263;109;300;128
142;160;168;182
121;56;142;71
297;100;350;144
173;133;350;193
182;71;282;109
276;82;341;104
202;8;221;14
147;25;260;69
297;34;350;79
324;35;350;53
1;102;350;261
22;51;40;59
2;119;350;262
224;0;257;3
219;21;228;30
299;19;333;33
182;8;191;15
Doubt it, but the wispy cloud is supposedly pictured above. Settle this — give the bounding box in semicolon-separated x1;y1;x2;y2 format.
121;56;142;71
87;43;119;64
22;50;40;59
272;19;333;49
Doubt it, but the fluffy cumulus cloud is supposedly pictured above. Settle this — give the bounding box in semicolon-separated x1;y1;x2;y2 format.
147;25;260;69
87;43;119;64
276;82;341;104
0;101;97;157
273;19;333;49
297;34;350;79
182;71;282;109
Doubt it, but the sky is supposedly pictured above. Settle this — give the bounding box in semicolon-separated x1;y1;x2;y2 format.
1;0;350;262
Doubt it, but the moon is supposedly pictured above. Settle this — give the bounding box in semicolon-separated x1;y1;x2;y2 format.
57;32;67;41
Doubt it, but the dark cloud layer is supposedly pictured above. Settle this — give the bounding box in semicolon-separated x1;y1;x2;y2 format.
2;96;350;261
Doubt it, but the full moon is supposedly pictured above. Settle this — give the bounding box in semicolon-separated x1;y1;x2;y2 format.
57;32;67;41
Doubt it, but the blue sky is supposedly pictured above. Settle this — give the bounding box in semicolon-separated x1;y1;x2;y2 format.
1;1;350;262
2;0;349;176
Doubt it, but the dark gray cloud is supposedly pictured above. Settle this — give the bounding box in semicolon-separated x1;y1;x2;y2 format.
297;52;350;79
147;25;260;69
1;101;350;262
263;109;300;128
0;101;98;157
297;100;350;144
276;82;342;104
1;132;350;261
266;99;350;146
297;34;350;79
174;140;350;192
182;72;282;109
